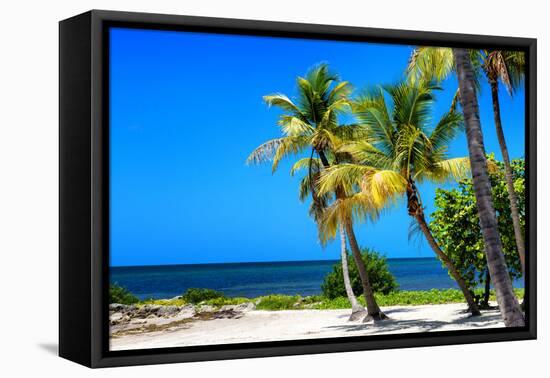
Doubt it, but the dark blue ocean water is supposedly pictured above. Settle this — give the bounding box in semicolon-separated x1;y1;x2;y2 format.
111;257;526;300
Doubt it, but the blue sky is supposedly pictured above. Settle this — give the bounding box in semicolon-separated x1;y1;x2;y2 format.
110;27;525;266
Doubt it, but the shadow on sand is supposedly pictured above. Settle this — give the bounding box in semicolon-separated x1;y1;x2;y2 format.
324;310;503;334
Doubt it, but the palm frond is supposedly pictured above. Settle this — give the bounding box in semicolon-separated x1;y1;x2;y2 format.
271;136;310;173
363;170;408;209
317;164;374;197
263;93;302;114
406;47;454;85
429;110;464;152
420;157;471;183
290;157;322;177
278;115;315;137
246;138;287;165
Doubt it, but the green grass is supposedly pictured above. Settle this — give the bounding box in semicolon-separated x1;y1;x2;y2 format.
134;288;524;311
255;295;301;310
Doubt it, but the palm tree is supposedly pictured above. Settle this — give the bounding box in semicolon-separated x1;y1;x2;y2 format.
246;64;382;320
453;48;524;327
291;156;367;320
339;223;367;320
318;171;404;320
318;81;481;315
407;47;526;274
483;50;526;273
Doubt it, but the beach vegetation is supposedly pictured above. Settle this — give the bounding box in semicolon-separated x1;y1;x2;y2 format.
203;296;250;307
431;156;524;307
256;295;302;310
110;283;139;305
182;288;225;304
129;287;524;311
137;289;523;310
321;248;397;299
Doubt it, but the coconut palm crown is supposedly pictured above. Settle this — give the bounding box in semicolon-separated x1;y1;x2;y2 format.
317;81;481;314
247;64;391;320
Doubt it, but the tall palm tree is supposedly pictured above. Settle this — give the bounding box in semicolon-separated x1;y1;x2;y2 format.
453;48;524;327
291;156;367;320
483;50;526;273
317;81;481;315
246;64;382;320
407;47;526;274
318;171;404;320
339;223;366;320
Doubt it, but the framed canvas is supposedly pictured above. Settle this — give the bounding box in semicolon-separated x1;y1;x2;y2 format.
59;10;537;368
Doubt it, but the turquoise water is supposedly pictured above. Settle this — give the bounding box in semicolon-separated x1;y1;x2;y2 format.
111;257;523;300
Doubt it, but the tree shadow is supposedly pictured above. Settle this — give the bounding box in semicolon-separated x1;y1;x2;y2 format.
384;307;418;315
326;318;450;333
326;310;503;334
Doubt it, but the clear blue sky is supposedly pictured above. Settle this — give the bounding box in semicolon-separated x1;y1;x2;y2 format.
110;27;525;266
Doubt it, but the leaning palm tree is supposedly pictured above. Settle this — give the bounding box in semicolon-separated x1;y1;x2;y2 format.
246;64;383;320
407;47;526;274
483;50;526;273
318;81;481;315
318;169;405;321
291;157;367;320
453;48;524;327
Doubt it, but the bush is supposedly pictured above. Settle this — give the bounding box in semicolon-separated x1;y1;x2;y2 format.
430;155;524;305
110;283;139;304
256;295;300;310
182;288;225;304
321;247;398;299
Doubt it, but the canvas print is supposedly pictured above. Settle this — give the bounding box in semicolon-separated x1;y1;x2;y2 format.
108;27;527;351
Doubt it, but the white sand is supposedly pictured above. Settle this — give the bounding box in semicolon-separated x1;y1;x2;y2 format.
110;303;504;351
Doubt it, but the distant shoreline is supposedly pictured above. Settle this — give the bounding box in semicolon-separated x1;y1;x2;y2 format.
110;256;439;269
110;258;524;300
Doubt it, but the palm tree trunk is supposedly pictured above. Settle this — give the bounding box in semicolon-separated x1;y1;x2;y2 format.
489;79;526;274
482;270;491;308
339;223;367;321
415;211;481;315
343;216;387;321
454;48;524;327
406;177;480;314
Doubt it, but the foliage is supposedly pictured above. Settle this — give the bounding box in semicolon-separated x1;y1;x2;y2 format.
139;297;187;306
312;288;524;309
321;248;398;299
133;288;524;310
110;283;139;305
255;295;302;310
430;155;524;297
317;82;469;228
182;288;225;304
246;63;375;243
203;297;250;307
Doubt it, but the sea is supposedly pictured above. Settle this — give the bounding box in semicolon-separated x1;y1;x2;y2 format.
110;258;524;300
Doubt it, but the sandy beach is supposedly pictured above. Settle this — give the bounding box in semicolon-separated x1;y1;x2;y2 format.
110;303;504;351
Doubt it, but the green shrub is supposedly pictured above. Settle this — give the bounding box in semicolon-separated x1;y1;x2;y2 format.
182;288;225;304
430;156;524;305
203;297;250;307
110;283;139;304
321;247;398;299
256;295;301;310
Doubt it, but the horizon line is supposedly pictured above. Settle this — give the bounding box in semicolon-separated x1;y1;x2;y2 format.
110;256;437;269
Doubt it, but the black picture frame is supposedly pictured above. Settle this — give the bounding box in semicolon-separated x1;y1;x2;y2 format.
59;9;537;368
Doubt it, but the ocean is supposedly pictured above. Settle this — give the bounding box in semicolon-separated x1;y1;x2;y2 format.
110;257;525;300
